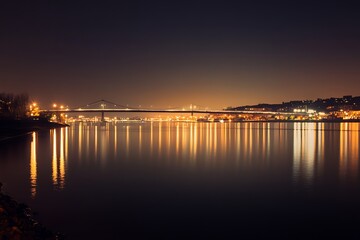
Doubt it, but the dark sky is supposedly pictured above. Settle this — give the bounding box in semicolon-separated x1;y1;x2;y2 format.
1;1;360;109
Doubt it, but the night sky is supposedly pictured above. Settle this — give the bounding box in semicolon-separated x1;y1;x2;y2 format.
1;1;360;109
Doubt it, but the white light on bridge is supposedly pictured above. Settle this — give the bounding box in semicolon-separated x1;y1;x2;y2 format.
307;109;316;114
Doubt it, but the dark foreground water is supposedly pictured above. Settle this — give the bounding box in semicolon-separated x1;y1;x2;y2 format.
0;122;359;239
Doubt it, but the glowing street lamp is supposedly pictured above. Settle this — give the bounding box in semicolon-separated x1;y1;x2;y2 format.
30;102;40;117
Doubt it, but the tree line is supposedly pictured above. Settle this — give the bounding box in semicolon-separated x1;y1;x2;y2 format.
0;92;29;120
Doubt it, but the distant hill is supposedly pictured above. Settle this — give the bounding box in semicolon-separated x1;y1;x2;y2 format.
230;95;360;113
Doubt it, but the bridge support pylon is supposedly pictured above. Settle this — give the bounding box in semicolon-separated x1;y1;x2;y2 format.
101;111;105;122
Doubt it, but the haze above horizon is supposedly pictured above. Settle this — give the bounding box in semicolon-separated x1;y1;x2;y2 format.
1;1;359;108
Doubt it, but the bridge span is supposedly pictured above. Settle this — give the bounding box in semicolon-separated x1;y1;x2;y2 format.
39;99;308;122
42;108;306;115
41;108;307;122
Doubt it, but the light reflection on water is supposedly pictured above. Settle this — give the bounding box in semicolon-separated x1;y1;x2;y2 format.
340;123;359;181
25;122;360;196
50;128;67;190
293;123;320;185
2;122;359;239
30;132;37;198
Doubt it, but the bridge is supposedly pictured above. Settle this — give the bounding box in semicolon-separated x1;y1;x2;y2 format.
40;99;308;121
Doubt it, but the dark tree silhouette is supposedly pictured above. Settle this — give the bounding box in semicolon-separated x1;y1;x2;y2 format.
0;92;29;119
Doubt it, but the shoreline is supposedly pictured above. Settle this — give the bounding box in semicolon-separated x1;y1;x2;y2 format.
0;183;64;239
0;119;68;142
69;119;360;124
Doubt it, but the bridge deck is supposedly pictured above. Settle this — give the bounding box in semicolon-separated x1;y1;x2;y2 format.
41;109;306;115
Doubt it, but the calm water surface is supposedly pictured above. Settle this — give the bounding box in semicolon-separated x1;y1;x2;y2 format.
0;122;360;239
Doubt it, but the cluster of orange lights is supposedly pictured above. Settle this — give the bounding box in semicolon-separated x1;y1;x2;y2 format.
29;102;40;116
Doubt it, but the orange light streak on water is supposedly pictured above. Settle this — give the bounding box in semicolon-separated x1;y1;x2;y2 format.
30;132;37;198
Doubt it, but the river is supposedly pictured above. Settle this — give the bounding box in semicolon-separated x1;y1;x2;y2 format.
0;122;359;239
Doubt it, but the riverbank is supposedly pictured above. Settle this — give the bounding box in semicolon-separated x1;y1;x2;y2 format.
0;119;68;142
0;183;63;239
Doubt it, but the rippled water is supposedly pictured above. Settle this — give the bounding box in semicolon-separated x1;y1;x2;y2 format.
0;122;359;239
